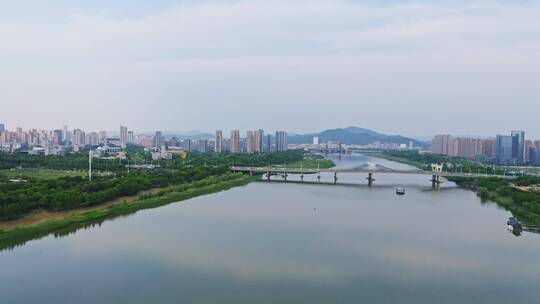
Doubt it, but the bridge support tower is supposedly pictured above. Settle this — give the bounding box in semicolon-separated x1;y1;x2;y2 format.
431;175;442;188
367;172;375;187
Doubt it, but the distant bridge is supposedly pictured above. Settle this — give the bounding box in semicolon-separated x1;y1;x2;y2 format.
230;164;517;187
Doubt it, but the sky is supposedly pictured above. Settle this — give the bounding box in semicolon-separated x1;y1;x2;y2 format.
1;0;539;138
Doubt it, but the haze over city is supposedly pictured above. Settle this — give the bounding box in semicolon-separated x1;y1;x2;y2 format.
3;1;540;303
1;0;539;137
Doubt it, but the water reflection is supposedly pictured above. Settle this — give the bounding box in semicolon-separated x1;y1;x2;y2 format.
1;153;539;304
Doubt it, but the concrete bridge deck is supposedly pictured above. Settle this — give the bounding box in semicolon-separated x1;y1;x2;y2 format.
230;166;518;179
230;166;517;187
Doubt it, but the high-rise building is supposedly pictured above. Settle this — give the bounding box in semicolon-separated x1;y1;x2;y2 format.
85;133;92;146
0;131;5;144
313;136;319;145
63;125;69;142
275;131;288;152
431;135;451;155
511;131;525;164
246;130;255;154
169;137;180;147
120;126;128;148
230;130;240;153
215;130;223;153
89;132;99;146
447;136;459;156
524;140;534;162
99;131;107;145
530;147;540;166
496;135;513;165
128;131;134;143
432;135;498;159
53;129;63;145
0;123;4;133
181;139;191;152
73;129;82;146
482;138;497;158
455;137;483;159
198;139;208;153
73;129;85;151
266;134;272;153
255;129;264;153
154;131;163;148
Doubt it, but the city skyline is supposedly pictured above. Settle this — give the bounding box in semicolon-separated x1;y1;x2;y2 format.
1;1;539;137
4;121;540;142
2;2;540;302
0;122;290;156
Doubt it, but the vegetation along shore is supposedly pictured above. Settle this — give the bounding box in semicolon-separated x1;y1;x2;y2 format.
376;150;540;230
0;148;327;249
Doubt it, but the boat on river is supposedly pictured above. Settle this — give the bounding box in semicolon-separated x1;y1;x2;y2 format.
507;217;523;232
395;188;406;195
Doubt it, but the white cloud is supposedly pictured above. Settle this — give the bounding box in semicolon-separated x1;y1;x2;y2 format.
0;1;539;135
2;1;539;58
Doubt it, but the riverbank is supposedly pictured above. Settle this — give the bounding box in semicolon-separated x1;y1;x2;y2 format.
448;176;540;229
366;151;540;228
280;159;336;169
363;152;423;168
0;186;166;231
0;173;257;250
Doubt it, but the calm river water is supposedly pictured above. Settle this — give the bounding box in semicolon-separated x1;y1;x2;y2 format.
1;153;539;303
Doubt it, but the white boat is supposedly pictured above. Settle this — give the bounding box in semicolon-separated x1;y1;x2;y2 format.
395;188;406;195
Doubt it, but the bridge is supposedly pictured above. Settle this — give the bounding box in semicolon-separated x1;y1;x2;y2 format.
230;163;517;187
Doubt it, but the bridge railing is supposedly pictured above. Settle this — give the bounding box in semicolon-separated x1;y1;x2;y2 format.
230;166;517;179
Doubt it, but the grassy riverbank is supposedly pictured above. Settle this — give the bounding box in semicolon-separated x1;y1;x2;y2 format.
0;173;257;251
280;159;335;169
367;151;540;229
0;169;90;180
448;176;540;228
363;152;422;168
364;151;540;229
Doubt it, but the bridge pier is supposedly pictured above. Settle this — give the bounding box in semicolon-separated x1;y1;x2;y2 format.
367;172;376;187
431;175;442;188
230;166;516;187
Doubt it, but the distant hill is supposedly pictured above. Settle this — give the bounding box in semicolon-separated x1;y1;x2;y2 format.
288;127;427;147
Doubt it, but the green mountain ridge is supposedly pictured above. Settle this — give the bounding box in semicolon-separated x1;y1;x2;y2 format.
288;127;427;146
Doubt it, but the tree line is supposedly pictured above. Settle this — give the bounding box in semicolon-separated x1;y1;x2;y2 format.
0;148;307;171
0;150;307;220
0;166;229;220
450;176;540;226
383;150;509;175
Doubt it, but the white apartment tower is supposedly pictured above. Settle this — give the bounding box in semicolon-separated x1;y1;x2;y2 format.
255;129;264;153
120;125;128;148
230;130;240;153
215;130;223;153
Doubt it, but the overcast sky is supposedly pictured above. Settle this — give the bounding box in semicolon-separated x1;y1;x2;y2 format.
1;0;539;138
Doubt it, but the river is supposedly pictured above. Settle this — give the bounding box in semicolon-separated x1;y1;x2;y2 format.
1;153;539;303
